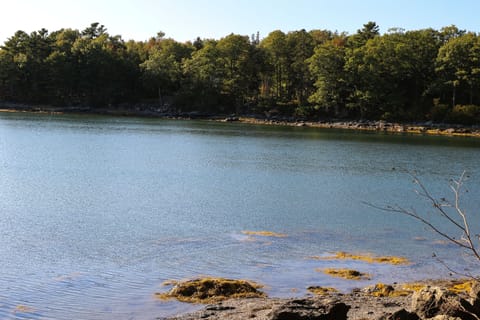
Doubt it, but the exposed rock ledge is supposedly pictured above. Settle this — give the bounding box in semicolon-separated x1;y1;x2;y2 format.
161;280;480;320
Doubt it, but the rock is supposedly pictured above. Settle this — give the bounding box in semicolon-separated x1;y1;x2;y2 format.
445;128;456;134
269;299;350;320
411;286;479;320
205;304;235;311
320;268;371;280
411;286;448;318
307;286;339;296
468;281;480;316
431;315;463;320
156;277;265;303
378;308;420;320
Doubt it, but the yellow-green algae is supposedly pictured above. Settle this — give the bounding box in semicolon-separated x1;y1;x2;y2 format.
156;277;266;303
448;280;475;294
307;286;339;295
14;305;35;313
319;268;371;280
311;251;409;265
366;281;471;297
241;230;287;238
400;283;426;293
367;283;412;297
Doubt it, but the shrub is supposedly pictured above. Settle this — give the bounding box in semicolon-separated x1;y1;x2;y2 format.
447;105;480;125
429;104;450;122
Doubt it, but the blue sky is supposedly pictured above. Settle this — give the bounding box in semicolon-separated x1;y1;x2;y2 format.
1;0;479;43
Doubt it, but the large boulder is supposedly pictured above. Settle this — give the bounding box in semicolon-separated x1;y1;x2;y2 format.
378;308;420;320
467;281;480;316
156;277;265;303
269;299;350;320
411;286;479;320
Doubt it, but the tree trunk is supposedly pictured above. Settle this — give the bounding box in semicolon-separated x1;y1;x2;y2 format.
158;87;163;106
470;84;473;105
452;84;456;108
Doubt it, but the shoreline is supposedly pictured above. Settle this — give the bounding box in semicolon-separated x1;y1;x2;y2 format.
163;278;479;320
1;103;480;138
236;117;480;138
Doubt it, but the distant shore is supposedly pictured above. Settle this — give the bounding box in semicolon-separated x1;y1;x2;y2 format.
1;102;480;138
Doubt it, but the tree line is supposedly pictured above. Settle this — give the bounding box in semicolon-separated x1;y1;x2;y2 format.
1;22;480;123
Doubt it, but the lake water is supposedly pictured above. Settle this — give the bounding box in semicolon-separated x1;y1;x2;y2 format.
1;112;480;319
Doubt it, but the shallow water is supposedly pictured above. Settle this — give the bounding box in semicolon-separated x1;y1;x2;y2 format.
1;112;480;319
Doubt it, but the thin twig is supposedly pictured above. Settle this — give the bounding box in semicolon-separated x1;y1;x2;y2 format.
434;255;477;281
366;172;479;279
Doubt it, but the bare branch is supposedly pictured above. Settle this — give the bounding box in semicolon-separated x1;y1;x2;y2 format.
434;255;478;281
366;172;479;278
410;173;465;232
366;202;472;250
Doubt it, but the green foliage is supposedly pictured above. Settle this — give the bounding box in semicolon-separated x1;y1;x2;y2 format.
345;28;441;120
308;37;348;116
435;33;480;107
448;105;480;124
294;105;318;119
429;104;450;122
1;22;480;124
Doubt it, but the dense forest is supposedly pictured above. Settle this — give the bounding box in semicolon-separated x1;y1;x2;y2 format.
1;22;480;123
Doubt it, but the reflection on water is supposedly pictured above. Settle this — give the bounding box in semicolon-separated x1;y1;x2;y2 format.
1;112;480;319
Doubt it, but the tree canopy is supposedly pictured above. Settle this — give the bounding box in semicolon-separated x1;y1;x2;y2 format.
1;22;480;124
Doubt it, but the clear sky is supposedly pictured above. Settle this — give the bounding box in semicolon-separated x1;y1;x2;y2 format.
0;0;479;43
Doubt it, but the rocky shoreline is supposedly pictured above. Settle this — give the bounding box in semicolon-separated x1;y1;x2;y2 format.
1;102;480;138
162;279;480;320
235;117;480;138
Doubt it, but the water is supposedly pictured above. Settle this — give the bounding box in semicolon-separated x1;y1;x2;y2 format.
1;112;480;319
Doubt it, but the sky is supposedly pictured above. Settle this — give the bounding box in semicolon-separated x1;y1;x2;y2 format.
0;0;479;43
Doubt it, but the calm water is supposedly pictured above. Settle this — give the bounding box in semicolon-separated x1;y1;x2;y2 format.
1;112;480;319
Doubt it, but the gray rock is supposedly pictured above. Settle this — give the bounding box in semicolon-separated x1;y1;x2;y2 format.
378;308;420;320
411;286;446;318
467;281;480;316
411;286;479;320
432;315;463;320
269;299;350;320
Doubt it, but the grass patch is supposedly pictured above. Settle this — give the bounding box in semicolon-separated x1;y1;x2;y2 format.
319;268;370;280
156;277;266;303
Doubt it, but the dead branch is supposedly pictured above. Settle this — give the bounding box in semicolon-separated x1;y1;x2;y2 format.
365;171;479;278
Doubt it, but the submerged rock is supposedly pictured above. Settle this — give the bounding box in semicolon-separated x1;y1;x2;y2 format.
156;277;265;303
312;251;410;265
364;283;411;297
319;268;370;280
241;230;287;238
307;286;339;296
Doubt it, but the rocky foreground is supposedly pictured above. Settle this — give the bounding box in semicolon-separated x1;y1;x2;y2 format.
161;280;480;320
